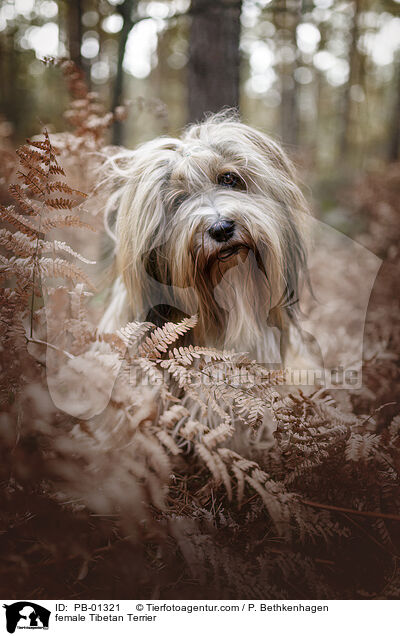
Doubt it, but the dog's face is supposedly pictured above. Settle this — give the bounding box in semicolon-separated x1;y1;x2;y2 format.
109;115;308;349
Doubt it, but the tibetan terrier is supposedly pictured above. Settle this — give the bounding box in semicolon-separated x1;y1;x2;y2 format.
100;113;313;371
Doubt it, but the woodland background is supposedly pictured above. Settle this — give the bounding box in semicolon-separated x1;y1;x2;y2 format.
1;0;400;206
0;0;400;601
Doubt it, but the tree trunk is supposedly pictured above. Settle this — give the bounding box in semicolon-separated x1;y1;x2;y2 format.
279;0;301;147
339;0;361;160
112;0;136;146
280;71;299;147
388;62;400;162
188;0;242;123
66;0;83;69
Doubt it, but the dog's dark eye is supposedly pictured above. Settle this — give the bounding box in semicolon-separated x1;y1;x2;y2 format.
174;194;186;207
217;172;245;189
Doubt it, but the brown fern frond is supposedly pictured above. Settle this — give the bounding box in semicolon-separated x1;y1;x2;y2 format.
218;453;260;508
0;256;32;285
51;240;95;264
118;321;154;349
133;357;172;396
170;344;202;365
159;358;195;387
39;257;95;290
207;457;233;502
159;404;190;429
179;419;209;441
345;432;381;462
25;138;51;151
16;154;48;179
202;422;235;449
156;430;182;456
44;197;75;210
16;169;46;196
0;229;37;257
236;396;268;427
194;346;236;361
27;131;65;173
48;163;66;176
59;59;127;145
42;214;95;232
1;128;95;348
139;315;198;358
195;443;222;483
8;185;42;215
16;145;49;166
45;181;86;197
0;205;41;237
135;431;171;484
0;231;95;265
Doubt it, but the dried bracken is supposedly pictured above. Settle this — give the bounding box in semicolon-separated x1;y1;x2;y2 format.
0;76;399;600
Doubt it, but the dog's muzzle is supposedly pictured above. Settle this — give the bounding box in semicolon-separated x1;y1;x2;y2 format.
208;219;235;242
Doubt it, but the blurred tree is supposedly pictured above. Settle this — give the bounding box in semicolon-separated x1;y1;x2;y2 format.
65;0;83;69
188;0;242;122
154;21;188;132
0;0;399;181
278;0;302;147
388;61;400;161
112;0;137;145
339;0;361;160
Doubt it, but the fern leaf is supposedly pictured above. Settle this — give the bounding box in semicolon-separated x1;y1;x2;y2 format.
134;357;166;387
0;231;95;265
179;419;208;441
24;137;51;151
45;197;75;210
39;257;95;289
45;181;84;196
51;240;96;264
230;464;246;507
159;358;194;387
169;344;203;365
195;443;221;483
156;430;182;456
16;145;48;165
345;432;381;462
0;229;36;257
8;185;42;215
41;214;95;232
203;422;235;449
48;163;66;176
139;315;197;358
118;321;154;348
0;205;41;238
159;404;190;429
135;431;171;483
213;452;233;500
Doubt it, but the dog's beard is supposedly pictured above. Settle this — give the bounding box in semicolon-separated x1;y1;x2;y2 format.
143;192;291;358
209;249;284;360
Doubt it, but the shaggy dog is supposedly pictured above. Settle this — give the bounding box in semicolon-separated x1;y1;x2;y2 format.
100;113;313;372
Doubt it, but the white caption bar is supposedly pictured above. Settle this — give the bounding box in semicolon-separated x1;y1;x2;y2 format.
1;600;398;636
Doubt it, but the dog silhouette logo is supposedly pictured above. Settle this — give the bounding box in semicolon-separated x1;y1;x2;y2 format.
3;602;50;633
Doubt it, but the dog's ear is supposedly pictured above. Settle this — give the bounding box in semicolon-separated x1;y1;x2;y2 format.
103;138;181;317
234;122;310;319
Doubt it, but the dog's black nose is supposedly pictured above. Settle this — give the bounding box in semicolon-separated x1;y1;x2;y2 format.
208;219;235;242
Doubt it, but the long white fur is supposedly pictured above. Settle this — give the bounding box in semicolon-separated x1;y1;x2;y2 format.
99;113;310;366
